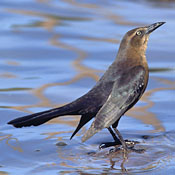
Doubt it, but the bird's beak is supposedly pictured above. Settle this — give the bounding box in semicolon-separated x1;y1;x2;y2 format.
145;22;165;34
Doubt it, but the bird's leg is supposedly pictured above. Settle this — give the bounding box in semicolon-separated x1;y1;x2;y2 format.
113;128;128;160
108;127;121;143
99;127;121;149
112;128;145;155
99;127;137;149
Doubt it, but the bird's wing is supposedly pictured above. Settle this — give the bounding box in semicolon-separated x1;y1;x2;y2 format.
82;65;147;142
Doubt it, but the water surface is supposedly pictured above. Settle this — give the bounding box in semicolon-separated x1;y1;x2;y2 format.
0;0;175;174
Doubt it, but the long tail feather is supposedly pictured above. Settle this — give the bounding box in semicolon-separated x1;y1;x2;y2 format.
8;104;78;128
70;114;93;140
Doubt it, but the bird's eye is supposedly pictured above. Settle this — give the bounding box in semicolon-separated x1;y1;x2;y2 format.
136;31;142;36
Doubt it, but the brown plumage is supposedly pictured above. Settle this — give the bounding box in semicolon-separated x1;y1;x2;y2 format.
82;22;165;142
8;22;165;147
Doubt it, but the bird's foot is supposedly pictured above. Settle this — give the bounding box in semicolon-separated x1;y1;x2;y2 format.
125;139;139;149
108;141;145;172
109;143;145;155
99;141;120;149
99;139;138;149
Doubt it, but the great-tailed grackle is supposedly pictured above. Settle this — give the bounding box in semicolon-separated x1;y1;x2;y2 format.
8;22;165;151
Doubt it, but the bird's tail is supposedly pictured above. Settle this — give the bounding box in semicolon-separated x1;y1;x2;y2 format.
8;103;79;128
81;122;100;142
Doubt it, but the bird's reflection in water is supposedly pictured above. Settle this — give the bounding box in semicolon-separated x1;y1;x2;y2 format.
85;131;175;173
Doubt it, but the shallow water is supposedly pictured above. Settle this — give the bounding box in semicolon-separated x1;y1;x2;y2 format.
0;0;175;174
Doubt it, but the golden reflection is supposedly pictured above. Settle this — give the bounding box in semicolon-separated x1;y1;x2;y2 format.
6;137;23;152
0;171;8;175
62;0;98;9
53;133;175;173
43;130;72;141
0;134;23;152
6;6;100;115
63;0;144;26
107;141;175;171
50;34;101;79
43;116;81;140
5;60;20;66
37;0;52;3
0;61;19;79
154;77;175;86
83;36;120;44
6;9;60;31
0;134;11;141
0;73;16;79
127;77;175;133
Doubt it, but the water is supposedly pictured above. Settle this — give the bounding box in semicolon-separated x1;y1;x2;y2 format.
0;0;175;174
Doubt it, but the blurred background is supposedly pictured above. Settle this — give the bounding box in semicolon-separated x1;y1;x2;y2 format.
0;0;175;174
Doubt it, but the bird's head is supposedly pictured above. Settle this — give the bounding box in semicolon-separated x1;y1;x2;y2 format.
118;22;165;58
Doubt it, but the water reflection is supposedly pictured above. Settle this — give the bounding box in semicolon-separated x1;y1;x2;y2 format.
144;0;175;8
52;131;175;173
0;134;23;153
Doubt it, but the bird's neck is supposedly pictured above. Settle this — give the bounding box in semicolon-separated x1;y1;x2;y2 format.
116;46;148;69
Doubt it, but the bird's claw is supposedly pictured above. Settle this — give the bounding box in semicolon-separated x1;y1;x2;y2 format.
99;139;138;149
99;141;121;149
112;144;145;155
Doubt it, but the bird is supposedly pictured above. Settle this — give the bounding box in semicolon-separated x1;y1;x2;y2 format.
8;22;165;151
